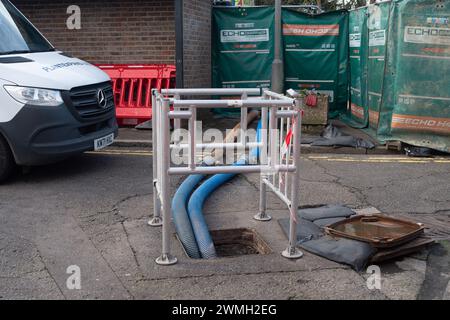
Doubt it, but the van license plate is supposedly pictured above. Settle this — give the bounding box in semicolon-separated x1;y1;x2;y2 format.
94;133;114;151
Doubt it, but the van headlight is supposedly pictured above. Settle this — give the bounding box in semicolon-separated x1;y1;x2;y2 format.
4;86;63;107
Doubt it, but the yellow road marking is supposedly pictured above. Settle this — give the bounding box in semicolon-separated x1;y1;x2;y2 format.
86;149;450;163
307;155;449;161
86;151;153;157
306;155;450;163
104;149;152;153
313;159;441;164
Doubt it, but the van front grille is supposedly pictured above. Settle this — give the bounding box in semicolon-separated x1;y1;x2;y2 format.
69;82;114;119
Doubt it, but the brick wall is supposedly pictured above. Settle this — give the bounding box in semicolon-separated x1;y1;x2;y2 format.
182;0;212;88
12;0;176;65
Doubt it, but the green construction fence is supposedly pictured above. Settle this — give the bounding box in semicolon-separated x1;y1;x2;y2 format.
211;1;450;151
344;0;450;152
211;6;349;117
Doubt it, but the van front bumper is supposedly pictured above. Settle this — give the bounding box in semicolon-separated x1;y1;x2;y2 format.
0;103;118;166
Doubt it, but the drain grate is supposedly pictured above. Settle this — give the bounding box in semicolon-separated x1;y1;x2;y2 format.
211;228;272;258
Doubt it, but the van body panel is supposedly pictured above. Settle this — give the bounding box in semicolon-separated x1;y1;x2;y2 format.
0;51;110;91
0;77;24;122
0;0;118;169
0;102;118;165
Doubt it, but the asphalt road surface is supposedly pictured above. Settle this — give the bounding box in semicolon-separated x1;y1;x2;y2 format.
0;148;449;300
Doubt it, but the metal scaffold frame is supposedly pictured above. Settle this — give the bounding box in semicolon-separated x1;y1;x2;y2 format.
151;88;304;265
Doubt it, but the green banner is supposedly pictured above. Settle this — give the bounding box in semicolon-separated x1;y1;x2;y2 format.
212;7;274;90
212;2;449;152
348;7;369;127
282;9;349;118
366;1;390;133
343;0;449;152
377;0;450;152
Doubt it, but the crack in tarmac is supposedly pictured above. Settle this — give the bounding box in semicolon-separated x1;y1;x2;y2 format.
390;208;450;215
120;221;142;274
65;193;155;300
0;230;67;299
34;247;67;300
80;232;136;300
133;265;350;284
74;192;168;298
362;170;450;193
309;159;371;207
308;159;450;214
81;193;152;220
70;160;449;299
3;154;447;299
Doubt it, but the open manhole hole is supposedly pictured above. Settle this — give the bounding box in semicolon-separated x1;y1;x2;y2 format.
211;228;272;258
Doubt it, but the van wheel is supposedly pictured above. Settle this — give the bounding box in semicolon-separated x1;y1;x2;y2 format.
0;135;15;183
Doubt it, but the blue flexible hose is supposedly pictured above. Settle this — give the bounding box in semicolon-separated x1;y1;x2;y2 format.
187;159;247;259
171;175;205;259
187;121;263;259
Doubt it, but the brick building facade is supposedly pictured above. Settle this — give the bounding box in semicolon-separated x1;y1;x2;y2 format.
11;0;212;88
180;0;212;88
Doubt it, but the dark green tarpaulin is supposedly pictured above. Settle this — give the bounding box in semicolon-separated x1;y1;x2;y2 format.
211;2;449;151
211;7;348;118
378;0;450;152
366;2;390;134
344;0;450;152
347;7;369;128
282;9;349;118
212;7;275;90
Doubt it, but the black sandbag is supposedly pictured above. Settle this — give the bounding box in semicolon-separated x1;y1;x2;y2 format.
309;125;375;149
301;236;376;271
278;218;322;244
311;136;375;149
313;217;352;228
404;145;433;157
298;204;355;222
279;205;376;270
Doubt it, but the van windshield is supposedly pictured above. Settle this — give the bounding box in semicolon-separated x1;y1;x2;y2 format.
0;0;54;55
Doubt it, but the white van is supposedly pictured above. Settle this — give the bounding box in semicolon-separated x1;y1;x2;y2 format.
0;0;118;182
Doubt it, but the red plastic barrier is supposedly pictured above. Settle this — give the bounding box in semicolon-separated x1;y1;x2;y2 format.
97;64;176;126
